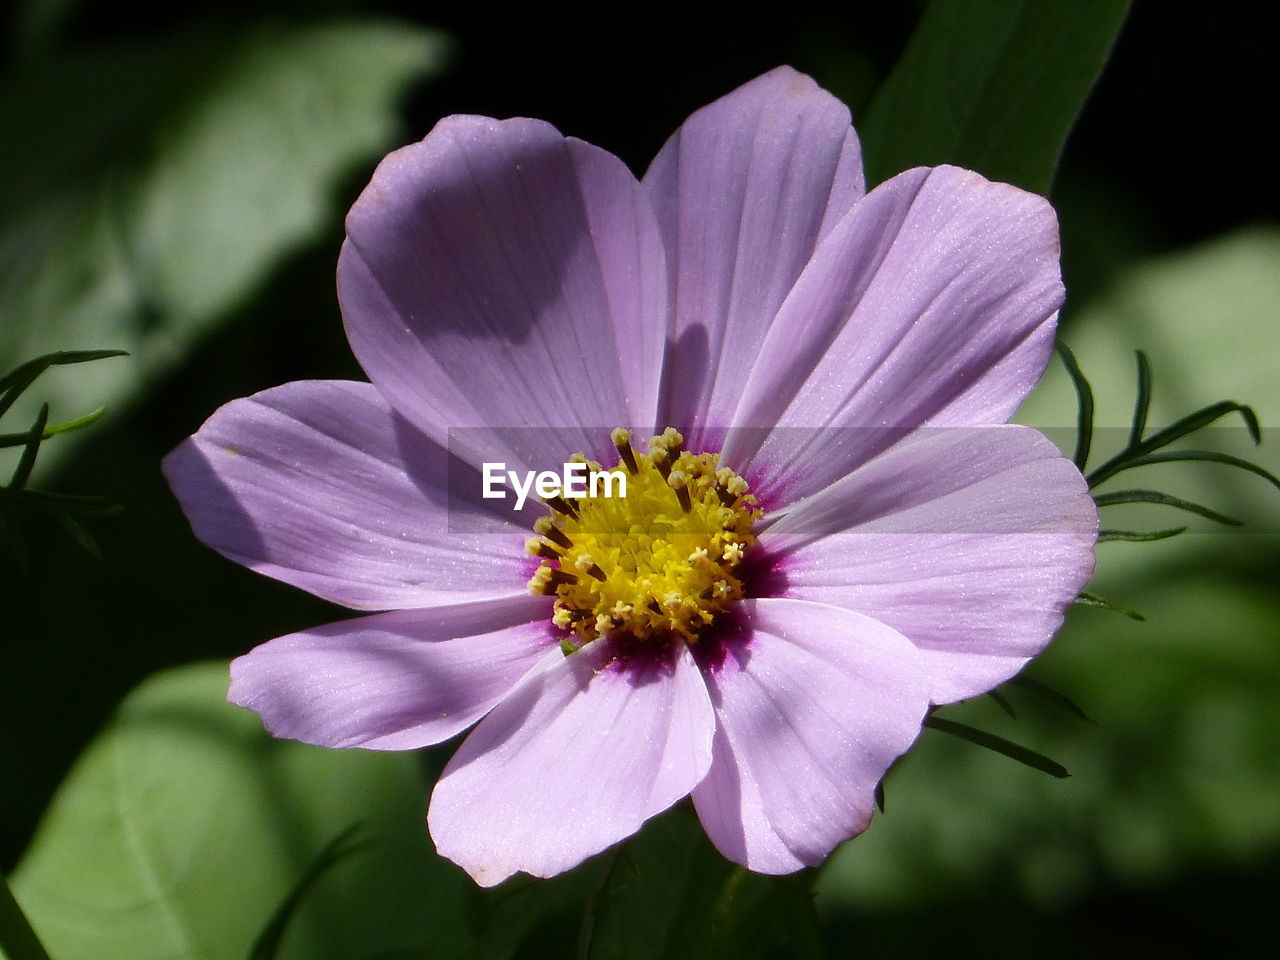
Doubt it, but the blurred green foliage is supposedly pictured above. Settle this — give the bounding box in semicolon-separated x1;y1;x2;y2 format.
0;351;127;569
1019;228;1280;572
9;664;475;959
808;226;1280;954
860;0;1130;192
0;18;447;475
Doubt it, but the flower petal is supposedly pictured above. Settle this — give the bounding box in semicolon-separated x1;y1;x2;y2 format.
428;638;714;886
163;380;530;610
761;426;1097;703
229;597;555;750
643;66;865;444
692;598;929;873
341;115;668;469
720;165;1063;505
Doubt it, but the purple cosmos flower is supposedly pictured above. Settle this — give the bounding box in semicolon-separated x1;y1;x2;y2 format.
165;67;1097;886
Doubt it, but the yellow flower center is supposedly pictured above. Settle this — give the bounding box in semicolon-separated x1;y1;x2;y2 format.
526;427;761;648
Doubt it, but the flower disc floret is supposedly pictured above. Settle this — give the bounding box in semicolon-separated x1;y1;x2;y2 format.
527;428;761;645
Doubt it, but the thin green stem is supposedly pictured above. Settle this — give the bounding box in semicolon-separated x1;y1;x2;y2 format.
925;716;1069;778
9;406;49;492
0;351;126;419
1074;591;1144;621
1129;350;1152;447
1055;342;1094;471
1087;403;1262;489
0;407;106;448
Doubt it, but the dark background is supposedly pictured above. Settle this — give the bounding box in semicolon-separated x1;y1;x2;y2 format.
3;1;1277;955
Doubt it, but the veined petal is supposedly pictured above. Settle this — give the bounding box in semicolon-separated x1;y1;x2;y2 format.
721;165;1063;505
163;380;529;610
428;638;714;886
761;426;1097;703
643;66;865;446
341;115;668;469
692;599;929;872
229;597;556;750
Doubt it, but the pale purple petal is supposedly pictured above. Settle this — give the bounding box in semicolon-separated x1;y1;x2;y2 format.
229;597;555;750
163;380;530;610
341;115;668;469
428;638;714;886
761;426;1097;703
720;165;1063;505
643;66;865;445
692;599;929;872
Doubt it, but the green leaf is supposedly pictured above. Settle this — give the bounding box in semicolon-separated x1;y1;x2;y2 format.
1093;488;1242;526
1129;350;1152;446
859;0;1130;192
986;689;1018;721
462;862;596;960
0;874;53;960
0;351;126;420
1088;401;1263;487
0;21;448;474
1151;400;1261;448
0;408;106;449
246;825;370;960
7;405;48;492
8;663;477;960
1103;450;1280;494
709;871;826;960
1016;229;1280;580
578;810;824;960
1098;527;1187;543
923;716;1070;778
1005;675;1095;723
579;813;734;959
1055;341;1095;471
1073;590;1144;621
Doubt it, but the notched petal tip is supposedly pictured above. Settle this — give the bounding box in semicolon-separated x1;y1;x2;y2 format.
643;65;865;438
693;599;930;872
427;639;714;885
225;603;554;752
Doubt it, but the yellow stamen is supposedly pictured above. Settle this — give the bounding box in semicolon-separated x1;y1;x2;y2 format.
534;517;573;549
526;427;760;644
668;469;692;513
544;494;579;518
611;427;639;474
526;537;562;560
